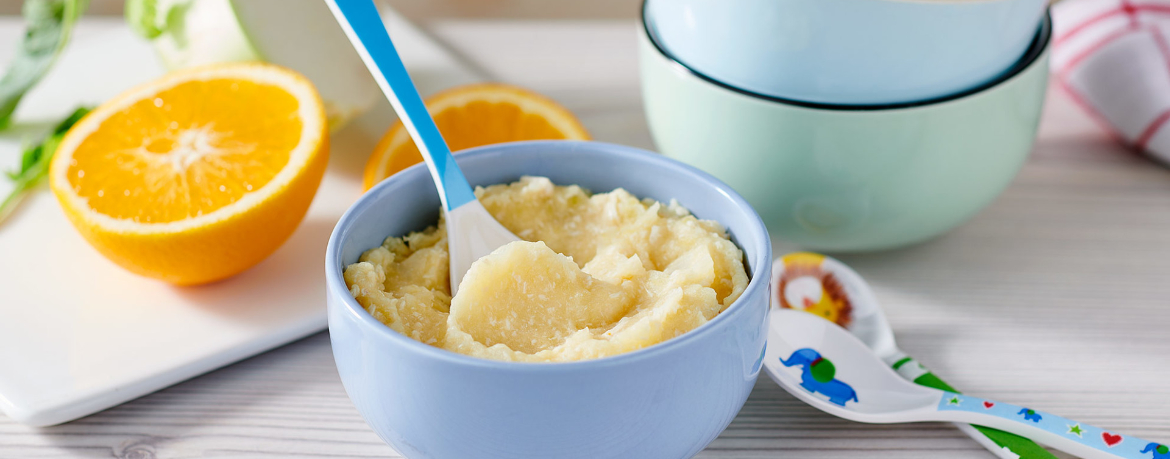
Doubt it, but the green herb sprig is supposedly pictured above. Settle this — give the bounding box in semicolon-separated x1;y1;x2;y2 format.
0;0;90;129
0;106;90;223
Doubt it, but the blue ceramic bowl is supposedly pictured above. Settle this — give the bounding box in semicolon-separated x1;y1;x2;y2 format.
326;141;772;459
644;0;1049;105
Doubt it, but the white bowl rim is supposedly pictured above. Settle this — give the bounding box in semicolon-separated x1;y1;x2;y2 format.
641;1;1052;111
324;140;773;372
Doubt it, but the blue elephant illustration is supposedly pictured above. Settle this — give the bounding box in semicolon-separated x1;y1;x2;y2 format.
779;348;858;406
1017;408;1042;423
1142;442;1170;458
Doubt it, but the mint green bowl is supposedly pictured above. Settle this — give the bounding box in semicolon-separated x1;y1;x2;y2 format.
641;13;1051;252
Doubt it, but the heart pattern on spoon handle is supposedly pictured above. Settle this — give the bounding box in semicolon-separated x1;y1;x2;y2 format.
938;392;1167;459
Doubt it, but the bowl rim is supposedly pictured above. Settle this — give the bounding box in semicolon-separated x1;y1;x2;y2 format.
325;140;773;372
640;1;1053;111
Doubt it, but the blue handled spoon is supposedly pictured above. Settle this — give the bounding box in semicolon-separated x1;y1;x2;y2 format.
765;308;1168;459
326;0;519;294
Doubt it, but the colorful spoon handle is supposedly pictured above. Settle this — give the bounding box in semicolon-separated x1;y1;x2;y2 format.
936;392;1166;459
891;355;1058;459
326;0;477;211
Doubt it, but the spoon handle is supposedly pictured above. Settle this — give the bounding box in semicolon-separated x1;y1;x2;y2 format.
889;353;1057;459
326;0;477;211
934;392;1165;459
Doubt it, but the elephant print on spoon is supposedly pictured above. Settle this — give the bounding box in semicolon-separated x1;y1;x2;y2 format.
1142;442;1169;458
1019;408;1043;423
779;348;858;406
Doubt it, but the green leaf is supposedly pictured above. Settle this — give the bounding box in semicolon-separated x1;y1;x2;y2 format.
125;0;193;44
124;0;162;39
50;104;89;135
163;1;193;48
0;106;90;224
0;0;89;130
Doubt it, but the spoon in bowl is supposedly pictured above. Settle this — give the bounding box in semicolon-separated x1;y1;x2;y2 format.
765;304;1167;459
326;0;519;294
772;253;1055;459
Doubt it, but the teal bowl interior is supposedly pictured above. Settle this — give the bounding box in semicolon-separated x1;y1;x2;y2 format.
640;13;1052;252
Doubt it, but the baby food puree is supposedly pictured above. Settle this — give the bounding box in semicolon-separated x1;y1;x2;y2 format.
343;176;748;362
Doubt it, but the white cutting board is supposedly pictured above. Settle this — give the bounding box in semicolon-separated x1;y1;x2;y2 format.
0;8;478;426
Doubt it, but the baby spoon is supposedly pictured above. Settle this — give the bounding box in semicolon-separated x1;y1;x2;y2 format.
764;307;1168;459
772;253;1055;459
326;0;519;294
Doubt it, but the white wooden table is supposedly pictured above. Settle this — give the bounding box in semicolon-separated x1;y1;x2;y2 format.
3;20;1170;459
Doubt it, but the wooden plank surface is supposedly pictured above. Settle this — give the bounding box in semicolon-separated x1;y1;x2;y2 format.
0;0;643;20
4;20;1170;459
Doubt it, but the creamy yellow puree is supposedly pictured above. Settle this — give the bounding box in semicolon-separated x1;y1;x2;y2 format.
343;176;747;362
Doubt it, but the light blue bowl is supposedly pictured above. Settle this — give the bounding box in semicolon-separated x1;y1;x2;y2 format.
326;141;772;459
645;0;1049;105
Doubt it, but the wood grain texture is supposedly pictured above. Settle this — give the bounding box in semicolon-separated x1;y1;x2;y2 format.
0;0;643;20
385;0;641;20
4;20;1170;459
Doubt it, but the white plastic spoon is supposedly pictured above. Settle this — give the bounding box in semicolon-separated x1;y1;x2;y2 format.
326;0;519;294
772;253;1054;459
764;308;1168;459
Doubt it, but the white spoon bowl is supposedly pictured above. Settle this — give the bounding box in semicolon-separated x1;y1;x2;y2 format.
765;308;1167;459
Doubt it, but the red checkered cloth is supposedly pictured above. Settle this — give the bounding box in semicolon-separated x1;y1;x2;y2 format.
1053;0;1170;164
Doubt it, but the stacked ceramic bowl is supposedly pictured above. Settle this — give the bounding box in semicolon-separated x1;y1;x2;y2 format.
641;0;1052;251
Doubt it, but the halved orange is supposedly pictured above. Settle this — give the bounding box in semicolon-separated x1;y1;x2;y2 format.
362;83;590;191
49;63;328;285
